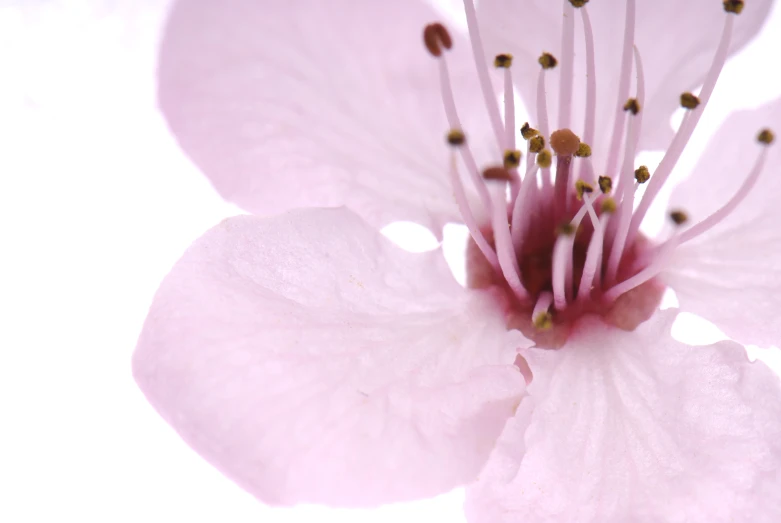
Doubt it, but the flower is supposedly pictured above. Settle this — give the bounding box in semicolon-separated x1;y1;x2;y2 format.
134;0;781;520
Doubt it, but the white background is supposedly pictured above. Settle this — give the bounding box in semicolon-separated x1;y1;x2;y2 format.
2;1;781;522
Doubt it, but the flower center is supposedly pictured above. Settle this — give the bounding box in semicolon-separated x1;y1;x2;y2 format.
424;0;773;348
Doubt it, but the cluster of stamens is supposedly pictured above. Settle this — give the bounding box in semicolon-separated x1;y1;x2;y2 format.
423;0;772;345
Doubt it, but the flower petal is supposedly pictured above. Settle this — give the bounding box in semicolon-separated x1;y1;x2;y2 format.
664;96;781;347
465;311;781;523
476;0;771;166
133;207;528;507
158;0;495;234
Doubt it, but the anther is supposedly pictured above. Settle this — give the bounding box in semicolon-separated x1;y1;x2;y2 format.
623;98;640;115
550;129;581;156
557;222;576;236
575;180;594;201
598;175;613;194
634;165;650;183
680;92;701;110
536;149;553;168
521;122;539;140
446;129;466;146
601;198;617;214
575;143;592;157
669;210;688;225
758;128;775;145
494;53;513;68
482;166;514;181
529;135;545;153
538;52;558;70
533;312;553;330
503;149;522;168
723;0;744;14
423;23;453;57
569;0;589;6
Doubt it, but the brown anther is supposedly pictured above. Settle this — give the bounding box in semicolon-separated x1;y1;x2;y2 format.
529;135;545;153
503;149;522;168
569;0;589;6
669;210;688;225
423;23;453;57
598;175;613;194
600;198;617;214
557;222;576;236
536;149;553;168
575;180;594;201
723;0;744;14
758;128;775;145
483;166;513;182
538;52;558;70
680;92;701;110
550;129;581;156
494;54;513;68
623;98;640;115
575;142;592;158
634;165;651;184
533;312;553;330
446;129;466;146
521;122;539;140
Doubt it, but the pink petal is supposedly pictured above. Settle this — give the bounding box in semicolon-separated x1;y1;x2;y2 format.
465;311;781;522
476;0;771;165
158;0;494;235
133;207;528;507
664;96;781;347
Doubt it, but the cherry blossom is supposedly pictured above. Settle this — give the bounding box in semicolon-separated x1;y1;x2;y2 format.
135;0;781;519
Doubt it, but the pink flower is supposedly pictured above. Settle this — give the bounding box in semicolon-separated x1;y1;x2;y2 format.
135;0;781;520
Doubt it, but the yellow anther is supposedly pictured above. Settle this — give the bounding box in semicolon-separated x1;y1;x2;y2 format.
600;198;617;214
538;52;558;70
569;0;589;6
575;143;592;158
533;312;553;330
494;54;513;68
503;149;522;168
521;122;539;140
669;210;688;225
446;129;466;146
529;135;545;153
575;180;594;201
680;92;701;110
723;0;744;14
598;175;613;194
634;165;651;184
758;128;775;145
623;98;640;115
536;149;553;168
557;223;576;236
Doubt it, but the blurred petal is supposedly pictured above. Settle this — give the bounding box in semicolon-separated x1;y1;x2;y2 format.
158;0;496;235
664;96;781;347
133;207;528;507
476;0;771;166
465;311;781;522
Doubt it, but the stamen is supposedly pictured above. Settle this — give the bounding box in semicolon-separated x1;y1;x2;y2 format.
577;194;603;299
677;129;773;244
536;149;553;168
446;143;500;273
430;39;494;214
603;212;687;303
532;291;554;330
538;52;558;70
487;172;530;303
575;143;592;157
423;23;453;57
669;210;688;225
623;98;640;115
605;0;636;178
503;149;522;169
680;92;701;109
627;11;735;246
579;6;597;183
536;58;554;196
552;223;575;310
634;165;650;183
723;0;744;14
462;0;506;149
521;122;539;140
559;0;576;129
529;135;545;153
632;45;646;150
598;175;613;194
575;180;594;200
498;55;518;186
510;163;541;250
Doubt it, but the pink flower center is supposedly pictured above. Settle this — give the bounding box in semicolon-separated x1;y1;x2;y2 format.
424;0;773;348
